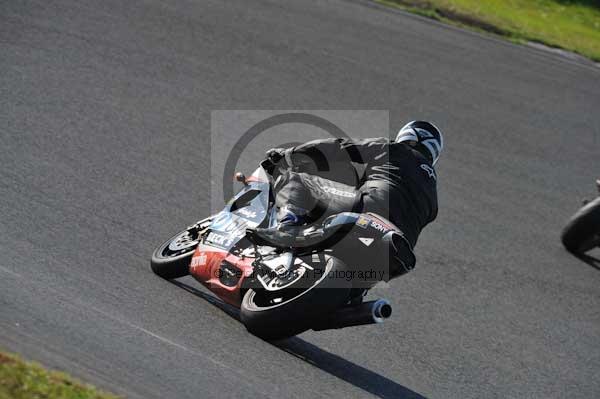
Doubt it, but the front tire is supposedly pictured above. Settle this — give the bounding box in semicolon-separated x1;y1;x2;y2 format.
151;218;211;279
240;255;352;340
561;197;600;254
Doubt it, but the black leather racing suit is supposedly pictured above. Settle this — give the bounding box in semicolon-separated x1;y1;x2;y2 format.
274;137;438;250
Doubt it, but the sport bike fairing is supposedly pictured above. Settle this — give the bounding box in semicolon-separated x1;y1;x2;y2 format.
188;167;273;305
207;166;272;250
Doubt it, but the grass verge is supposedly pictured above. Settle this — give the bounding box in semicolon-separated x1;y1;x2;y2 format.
0;351;119;399
377;0;600;62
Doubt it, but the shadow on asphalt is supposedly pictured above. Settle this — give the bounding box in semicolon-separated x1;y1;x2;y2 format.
274;338;427;399
169;279;427;399
575;252;600;271
169;279;241;319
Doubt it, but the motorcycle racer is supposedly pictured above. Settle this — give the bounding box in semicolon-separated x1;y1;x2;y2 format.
260;120;443;279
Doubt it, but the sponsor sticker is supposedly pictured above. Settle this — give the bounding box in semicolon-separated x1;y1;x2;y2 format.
322;186;355;198
420;164;436;180
206;231;234;248
370;220;389;233
358;237;374;246
237;207;257;219
356;216;370;228
191;252;208;268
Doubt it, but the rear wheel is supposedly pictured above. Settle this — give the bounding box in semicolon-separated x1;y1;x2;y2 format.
240;254;352;340
150;218;212;279
561;197;600;254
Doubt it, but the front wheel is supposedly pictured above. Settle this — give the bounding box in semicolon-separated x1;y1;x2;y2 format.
561;197;600;254
240;254;352;340
150;218;212;279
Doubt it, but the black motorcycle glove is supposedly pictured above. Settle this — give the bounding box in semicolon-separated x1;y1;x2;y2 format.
265;148;286;163
263;147;292;173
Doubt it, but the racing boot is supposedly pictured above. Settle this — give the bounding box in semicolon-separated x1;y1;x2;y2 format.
277;205;307;227
246;205;309;247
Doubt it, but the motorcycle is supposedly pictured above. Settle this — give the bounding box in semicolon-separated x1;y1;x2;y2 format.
561;179;600;254
151;161;410;340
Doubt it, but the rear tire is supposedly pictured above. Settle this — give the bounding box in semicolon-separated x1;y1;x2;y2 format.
561;197;600;254
240;255;352;340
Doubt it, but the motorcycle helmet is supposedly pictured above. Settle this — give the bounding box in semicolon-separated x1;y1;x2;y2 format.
395;120;444;165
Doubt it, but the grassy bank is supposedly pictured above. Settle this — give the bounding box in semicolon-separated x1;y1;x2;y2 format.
379;0;600;62
0;351;118;399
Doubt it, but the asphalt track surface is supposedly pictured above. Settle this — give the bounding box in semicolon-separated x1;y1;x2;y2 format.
2;1;600;398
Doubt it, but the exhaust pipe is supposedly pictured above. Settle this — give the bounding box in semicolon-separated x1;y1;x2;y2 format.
312;299;392;331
